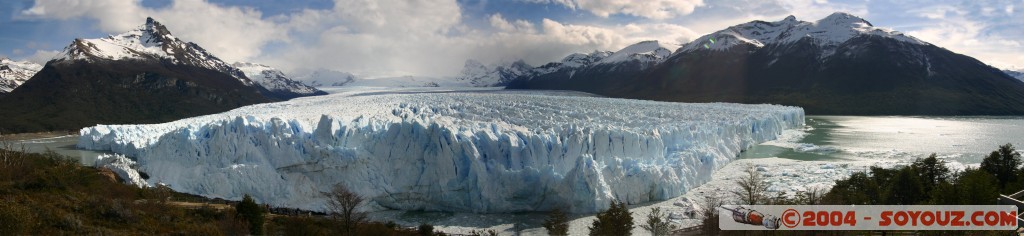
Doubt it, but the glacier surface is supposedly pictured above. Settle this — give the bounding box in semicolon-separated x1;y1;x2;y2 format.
78;90;803;213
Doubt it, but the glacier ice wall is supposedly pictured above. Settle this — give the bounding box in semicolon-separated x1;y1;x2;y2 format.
78;92;804;213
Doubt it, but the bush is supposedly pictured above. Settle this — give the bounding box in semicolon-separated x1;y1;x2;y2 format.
641;207;673;236
588;200;634;236
543;208;570;235
981;143;1021;189
418;224;434;236
0;201;35;235
236;194;265;235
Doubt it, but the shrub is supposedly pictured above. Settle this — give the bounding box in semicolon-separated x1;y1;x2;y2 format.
588;200;634;236
641;207;673;236
543;208;570;235
236;194;266;235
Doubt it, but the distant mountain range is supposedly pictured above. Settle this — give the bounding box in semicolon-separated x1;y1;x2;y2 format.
0;58;41;95
0;18;322;133
508;12;1024;115
233;62;326;99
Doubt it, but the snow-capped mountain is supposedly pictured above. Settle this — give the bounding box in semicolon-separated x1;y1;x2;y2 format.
1004;70;1024;82
456;59;534;87
0;17;274;133
294;69;359;87
233;62;326;99
348;75;464;87
0;58;42;93
597;40;674;66
509;12;1024;115
677;13;924;57
55;17;253;86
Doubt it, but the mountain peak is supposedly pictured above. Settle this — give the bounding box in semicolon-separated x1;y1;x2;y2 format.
598;40;674;65
0;58;43;93
54;17;254;86
678;12;924;53
819;12;872;27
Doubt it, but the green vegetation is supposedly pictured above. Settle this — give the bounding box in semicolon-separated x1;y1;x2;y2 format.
0;148;419;235
236;194;266;235
542;208;570;235
588;200;635;236
641;207;674;236
824;144;1023;205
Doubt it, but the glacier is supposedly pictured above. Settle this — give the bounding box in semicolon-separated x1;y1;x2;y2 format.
78;90;804;213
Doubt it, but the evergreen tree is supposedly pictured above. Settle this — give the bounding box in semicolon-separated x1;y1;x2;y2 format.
589;201;634;236
912;153;949;194
980;143;1021;189
823;172;878;205
236;194;266;235
957;168;1000;205
543;208;570;236
641;207;674;236
885;167;925;204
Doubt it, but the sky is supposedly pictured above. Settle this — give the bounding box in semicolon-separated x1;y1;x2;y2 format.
0;0;1021;78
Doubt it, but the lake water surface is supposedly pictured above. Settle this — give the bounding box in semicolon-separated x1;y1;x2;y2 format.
741;116;1024;164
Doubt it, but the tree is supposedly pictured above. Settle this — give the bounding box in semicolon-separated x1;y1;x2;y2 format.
641;207;674;236
957;168;1000;205
912;153;950;194
236;194;266;235
589;200;634;236
698;195;723;235
885;166;925;204
823;172;879;205
732;165;768;205
980;143;1021;189
324;184;368;235
543;208;570;235
417;224;434;236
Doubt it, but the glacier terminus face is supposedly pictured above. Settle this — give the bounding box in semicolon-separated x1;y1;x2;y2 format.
77;90;804;213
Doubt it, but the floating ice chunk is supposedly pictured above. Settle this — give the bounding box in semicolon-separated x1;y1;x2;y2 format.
94;154;149;188
794;143;839;153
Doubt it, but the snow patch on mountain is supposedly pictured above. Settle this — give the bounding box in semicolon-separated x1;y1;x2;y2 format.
598;40;674;66
295;69;359;87
77;89;804;213
233;62;323;97
349;75;465;87
54;17;254;86
679;12;926;57
0;58;42;93
456;60;534;87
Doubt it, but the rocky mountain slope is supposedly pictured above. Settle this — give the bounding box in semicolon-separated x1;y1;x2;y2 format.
508;13;1024;115
0;18;275;133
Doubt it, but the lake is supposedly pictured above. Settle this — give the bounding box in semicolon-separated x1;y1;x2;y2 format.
742;116;1024;164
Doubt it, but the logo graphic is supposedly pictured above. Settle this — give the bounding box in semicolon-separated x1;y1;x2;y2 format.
781;208;800;228
722;206;781;229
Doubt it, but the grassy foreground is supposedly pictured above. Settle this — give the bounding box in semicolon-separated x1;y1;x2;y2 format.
0;149;420;235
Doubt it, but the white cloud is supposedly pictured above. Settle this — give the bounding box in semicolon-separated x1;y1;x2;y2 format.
21;0;285;64
18;0;1021;76
23;49;61;65
531;0;705;19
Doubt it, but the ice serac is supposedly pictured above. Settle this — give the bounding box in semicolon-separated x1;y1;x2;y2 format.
78;92;804;213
